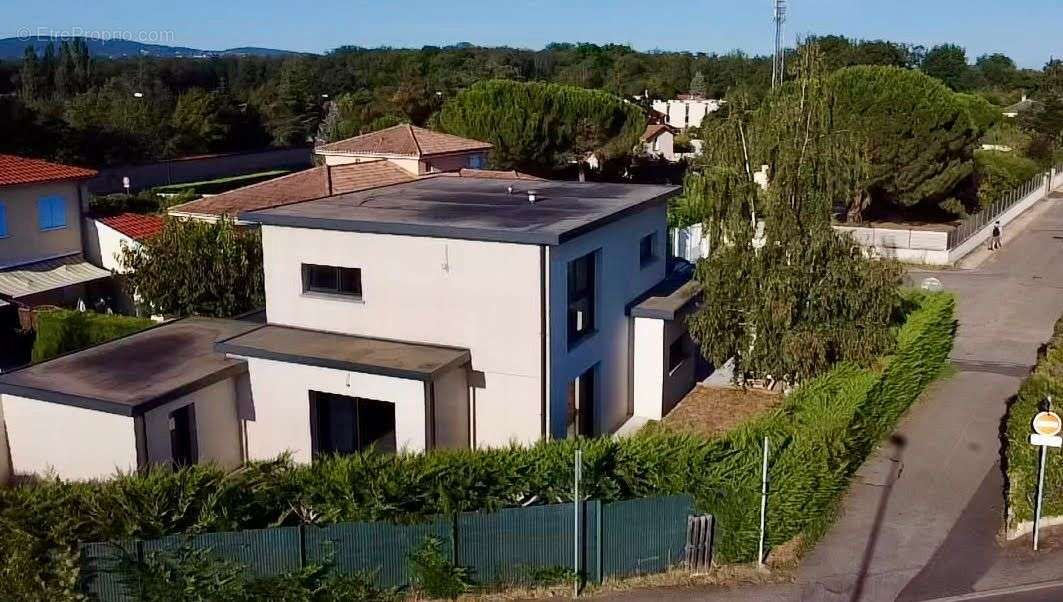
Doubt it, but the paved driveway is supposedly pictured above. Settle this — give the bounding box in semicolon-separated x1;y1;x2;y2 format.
595;193;1063;602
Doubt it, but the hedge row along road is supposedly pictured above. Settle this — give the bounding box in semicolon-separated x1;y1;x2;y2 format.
609;190;1063;602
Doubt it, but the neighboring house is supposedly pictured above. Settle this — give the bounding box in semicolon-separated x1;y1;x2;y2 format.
651;96;723;130
0;174;704;479
315;124;492;174
1003;95;1039;119
82;212;165;315
0;155;111;310
641;124;677;161
167;125;499;221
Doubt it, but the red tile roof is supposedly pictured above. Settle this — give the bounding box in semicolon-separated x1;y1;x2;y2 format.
168;160;414;218
0;155;97;187
317;124;492;158
97;213;165;241
641;124;675;142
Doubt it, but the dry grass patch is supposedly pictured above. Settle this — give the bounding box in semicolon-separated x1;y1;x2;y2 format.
659;385;783;439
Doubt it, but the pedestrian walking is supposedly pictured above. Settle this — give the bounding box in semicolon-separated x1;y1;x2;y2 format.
990;221;1002;251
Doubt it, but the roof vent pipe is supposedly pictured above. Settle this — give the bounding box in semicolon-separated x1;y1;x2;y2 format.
527;190;537;203
507;185;514;195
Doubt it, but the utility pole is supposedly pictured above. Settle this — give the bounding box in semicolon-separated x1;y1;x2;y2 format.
772;0;788;90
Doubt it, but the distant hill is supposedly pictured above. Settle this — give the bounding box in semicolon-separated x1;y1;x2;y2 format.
0;36;304;60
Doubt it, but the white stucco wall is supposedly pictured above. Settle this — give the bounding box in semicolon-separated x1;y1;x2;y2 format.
651;99;722;130
83;219;139;273
141;377;243;469
0;180;87;268
0;399;10;484
260;227;544;448
242;357;428;462
547;205;669;437
632;317;665;420
1;394;138;480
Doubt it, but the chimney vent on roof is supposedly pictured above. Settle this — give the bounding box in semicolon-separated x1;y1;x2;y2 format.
527;190;537;203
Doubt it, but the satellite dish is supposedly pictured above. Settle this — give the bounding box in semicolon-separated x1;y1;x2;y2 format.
921;277;944;292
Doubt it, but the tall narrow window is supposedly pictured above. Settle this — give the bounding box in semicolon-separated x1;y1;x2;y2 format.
567;251;597;346
0;202;7;238
640;232;658;267
310;392;397;455
37;196;67;231
302;264;363;299
566;366;596;438
169;404;198;466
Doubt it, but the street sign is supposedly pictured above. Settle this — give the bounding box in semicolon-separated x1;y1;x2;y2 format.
1030;433;1063;448
1031;401;1058;552
1033;411;1062;437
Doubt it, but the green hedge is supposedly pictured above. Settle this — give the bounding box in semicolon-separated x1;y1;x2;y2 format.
31;310;154;363
1005;316;1063;531
0;293;955;599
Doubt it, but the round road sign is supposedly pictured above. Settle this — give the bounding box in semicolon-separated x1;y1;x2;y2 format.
1033;411;1062;437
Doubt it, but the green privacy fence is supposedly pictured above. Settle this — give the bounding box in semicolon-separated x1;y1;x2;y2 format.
80;495;695;600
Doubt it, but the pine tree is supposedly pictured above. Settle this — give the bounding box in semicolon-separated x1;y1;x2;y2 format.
19;46;39;102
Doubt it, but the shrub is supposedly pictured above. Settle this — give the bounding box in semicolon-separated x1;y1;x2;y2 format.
30;309;154;363
975;149;1042;210
408;536;472;599
1004;314;1063;532
0;293;955;596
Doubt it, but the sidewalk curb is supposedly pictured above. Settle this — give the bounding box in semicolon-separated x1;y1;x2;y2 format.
920;579;1063;601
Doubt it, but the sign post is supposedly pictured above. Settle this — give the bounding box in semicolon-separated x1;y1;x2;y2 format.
573;448;582;597
1030;398;1061;551
758;436;769;568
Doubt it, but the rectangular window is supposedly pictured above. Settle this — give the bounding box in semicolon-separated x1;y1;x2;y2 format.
566;366;596;438
640;232;658;267
466;153;486;169
0;202;7;238
37;196;67;231
310;392;396;455
168;404;198;466
302;264;362;299
567;251;597;346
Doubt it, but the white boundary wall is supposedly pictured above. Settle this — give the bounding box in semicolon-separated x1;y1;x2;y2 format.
833;225;950;265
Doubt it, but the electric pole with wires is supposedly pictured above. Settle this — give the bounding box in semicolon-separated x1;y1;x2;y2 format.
772;0;788;90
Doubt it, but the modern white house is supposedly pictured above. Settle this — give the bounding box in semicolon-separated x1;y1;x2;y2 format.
651;96;723;131
0;157;705;481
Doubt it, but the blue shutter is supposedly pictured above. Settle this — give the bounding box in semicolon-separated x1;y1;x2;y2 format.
37;197;67;230
0;202;7;237
38;198;49;230
51;197;67;228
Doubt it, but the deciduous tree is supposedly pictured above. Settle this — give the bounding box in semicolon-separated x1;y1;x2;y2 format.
119;218;264;318
684;44;904;383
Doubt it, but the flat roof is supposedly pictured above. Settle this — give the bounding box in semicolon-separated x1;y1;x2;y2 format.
629;263;702;320
242;177;680;245
216;324;471;381
0;317;261;416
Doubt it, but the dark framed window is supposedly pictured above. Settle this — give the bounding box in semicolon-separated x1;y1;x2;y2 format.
567;251;597;346
169;404;198;466
566;366;596;438
640;232;658;267
302;264;362;299
668;337;690;374
310;392;396;456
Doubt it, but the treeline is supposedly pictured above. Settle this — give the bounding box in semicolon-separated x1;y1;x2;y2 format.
0;37;1057;168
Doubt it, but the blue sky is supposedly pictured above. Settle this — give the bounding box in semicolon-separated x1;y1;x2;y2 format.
3;0;1060;68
